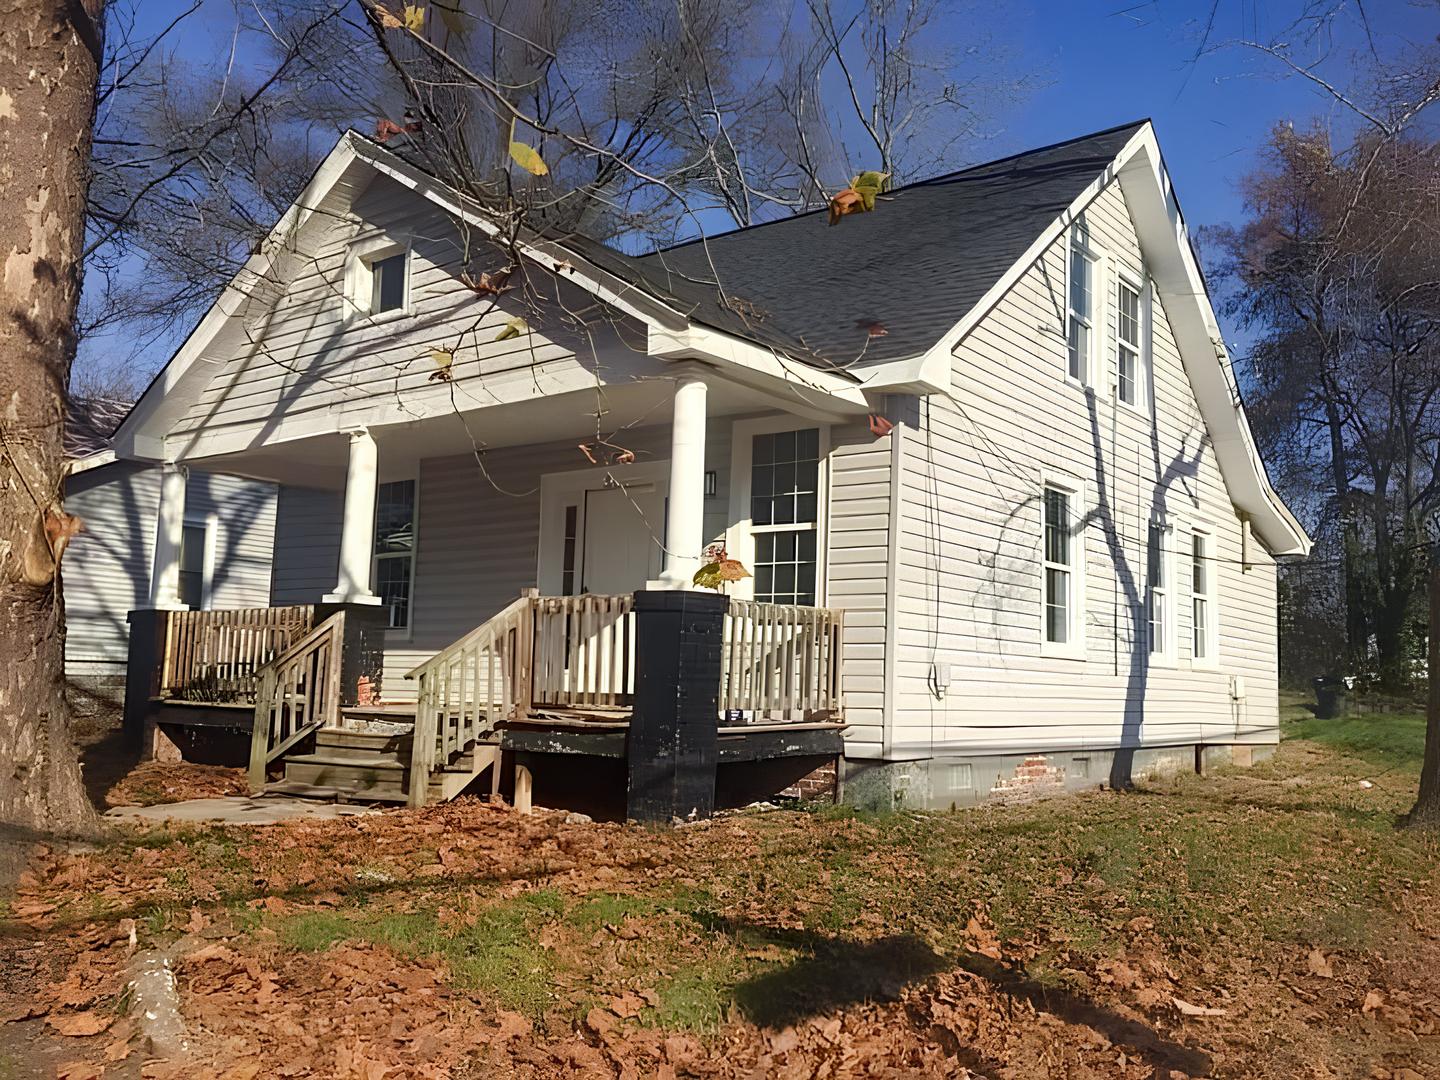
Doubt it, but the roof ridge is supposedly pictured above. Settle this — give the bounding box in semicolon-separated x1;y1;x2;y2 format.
642;118;1152;259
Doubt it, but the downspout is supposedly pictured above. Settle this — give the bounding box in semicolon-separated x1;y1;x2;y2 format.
882;413;905;761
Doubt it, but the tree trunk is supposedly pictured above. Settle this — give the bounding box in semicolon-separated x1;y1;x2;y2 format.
0;0;106;838
1326;400;1367;671
1407;556;1440;827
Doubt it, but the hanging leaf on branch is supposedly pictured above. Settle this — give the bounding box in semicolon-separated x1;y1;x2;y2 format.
828;171;889;225
509;140;549;176
375;118;422;143
403;4;426;31
508;117;549;176
495;316;528;341
693;550;751;591
375;4;424;32
461;268;514;296
428;348;453;382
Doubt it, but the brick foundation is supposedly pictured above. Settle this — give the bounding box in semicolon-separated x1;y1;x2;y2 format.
777;758;839;802
987;754;1066;805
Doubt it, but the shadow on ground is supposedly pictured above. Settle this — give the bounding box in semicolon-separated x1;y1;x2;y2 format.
708;917;1213;1078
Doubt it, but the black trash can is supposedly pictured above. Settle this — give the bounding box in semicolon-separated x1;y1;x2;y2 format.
1313;676;1351;720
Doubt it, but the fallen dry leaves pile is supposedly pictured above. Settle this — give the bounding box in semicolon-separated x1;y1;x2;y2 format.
5;737;1440;1079
105;761;249;808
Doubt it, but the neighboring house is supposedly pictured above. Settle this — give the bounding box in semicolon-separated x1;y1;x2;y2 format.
107;119;1310;809
63;398;278;700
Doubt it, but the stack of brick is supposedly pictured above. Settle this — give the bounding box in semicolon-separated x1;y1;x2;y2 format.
987;755;1066;805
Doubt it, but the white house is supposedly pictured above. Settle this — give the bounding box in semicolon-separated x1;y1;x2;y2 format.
63;399;278;700
106;120;1309;809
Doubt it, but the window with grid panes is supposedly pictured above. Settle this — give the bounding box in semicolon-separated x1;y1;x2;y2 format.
374;479;415;629
750;428;820;604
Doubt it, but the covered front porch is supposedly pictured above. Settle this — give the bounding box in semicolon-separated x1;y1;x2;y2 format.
127;370;857;817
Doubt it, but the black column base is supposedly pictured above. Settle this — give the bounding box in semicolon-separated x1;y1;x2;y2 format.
626;589;727;824
313;601;389;706
122;609;170;750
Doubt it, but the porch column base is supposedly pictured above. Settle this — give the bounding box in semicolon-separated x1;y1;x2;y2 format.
123;608;169;752
626;588;726;824
313;602;389;708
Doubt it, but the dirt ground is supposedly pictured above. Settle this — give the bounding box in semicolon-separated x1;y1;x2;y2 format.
2;706;1438;1079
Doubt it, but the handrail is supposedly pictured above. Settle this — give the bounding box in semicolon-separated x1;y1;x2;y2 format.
247;612;345;792
161;605;314;703
722;600;844;721
405;595;535;807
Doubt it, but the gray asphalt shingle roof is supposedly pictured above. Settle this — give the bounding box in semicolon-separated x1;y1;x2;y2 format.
625;120;1149;371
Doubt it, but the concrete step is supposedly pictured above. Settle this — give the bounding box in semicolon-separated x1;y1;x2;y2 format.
341;706;417;723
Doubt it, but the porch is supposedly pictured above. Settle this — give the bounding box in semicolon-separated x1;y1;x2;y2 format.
138;590;845;815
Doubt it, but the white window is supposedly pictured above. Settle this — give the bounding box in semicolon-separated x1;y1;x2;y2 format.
370;252;407;313
749;429;820;605
1191;528;1217;663
344;235;410;319
178;521;210;610
373;479;416;630
1116;274;1145;407
1146;521;1174;661
1041;481;1085;656
1067;218;1098;383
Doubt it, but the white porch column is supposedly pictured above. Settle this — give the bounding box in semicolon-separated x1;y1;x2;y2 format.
657;370;709;589
147;462;188;609
324;428;382;604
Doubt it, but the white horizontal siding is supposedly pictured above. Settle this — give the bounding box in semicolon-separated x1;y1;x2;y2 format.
269;485;343;605
173;173;664;453
63;464;276;675
890;179;1278;757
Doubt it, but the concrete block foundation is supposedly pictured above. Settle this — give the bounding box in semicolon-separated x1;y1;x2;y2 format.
842;741;1277;812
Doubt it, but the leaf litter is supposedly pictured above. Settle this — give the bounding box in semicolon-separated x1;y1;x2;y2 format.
4;735;1440;1077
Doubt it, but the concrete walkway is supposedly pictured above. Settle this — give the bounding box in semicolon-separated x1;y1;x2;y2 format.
106;796;377;826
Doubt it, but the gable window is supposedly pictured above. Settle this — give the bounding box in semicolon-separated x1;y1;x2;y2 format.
1191;528;1217;663
1116;275;1144;407
1146;521;1173;660
1067;218;1097;383
750;429;820;605
374;479;416;630
1041;481;1084;655
178;521;209;610
370;251;407;314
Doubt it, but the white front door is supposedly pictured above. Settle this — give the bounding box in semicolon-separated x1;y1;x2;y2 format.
537;462;671;596
581;484;665;593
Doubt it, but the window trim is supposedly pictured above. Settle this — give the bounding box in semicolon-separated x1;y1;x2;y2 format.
372;474;419;640
179;514;215;611
1065;218;1100;388
1039;473;1087;660
344;232;412;324
1189;523;1219;668
726;416;830;605
1146;518;1176;667
1114;267;1149;412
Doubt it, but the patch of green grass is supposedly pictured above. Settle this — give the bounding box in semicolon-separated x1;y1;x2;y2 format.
1284;710;1426;766
273;889;568;1018
568;893;655;933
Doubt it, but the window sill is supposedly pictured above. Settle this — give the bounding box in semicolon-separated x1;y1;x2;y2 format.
348;306;412;329
1041;642;1087;662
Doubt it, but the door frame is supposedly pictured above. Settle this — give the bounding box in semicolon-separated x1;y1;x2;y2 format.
537;460;671;595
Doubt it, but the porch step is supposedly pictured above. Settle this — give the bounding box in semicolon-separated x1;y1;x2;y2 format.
313;728;414;761
278;740;498;803
341;705;417;724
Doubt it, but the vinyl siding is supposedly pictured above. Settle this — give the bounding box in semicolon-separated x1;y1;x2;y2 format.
269;485;343;605
172;172;663;454
63;464;276;675
890;178;1279;756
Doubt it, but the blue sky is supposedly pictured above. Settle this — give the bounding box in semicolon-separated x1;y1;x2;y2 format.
85;0;1434;384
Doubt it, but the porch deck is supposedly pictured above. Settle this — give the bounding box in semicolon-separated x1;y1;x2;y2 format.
147;593;845;810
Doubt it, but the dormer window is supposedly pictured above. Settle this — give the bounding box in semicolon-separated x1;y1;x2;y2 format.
345;235;410;320
370;252;407;313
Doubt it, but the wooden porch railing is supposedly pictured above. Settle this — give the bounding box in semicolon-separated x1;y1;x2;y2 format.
532;593;635;709
247;613;345;792
161;605;314;703
722;600;844;721
405;595;534;807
